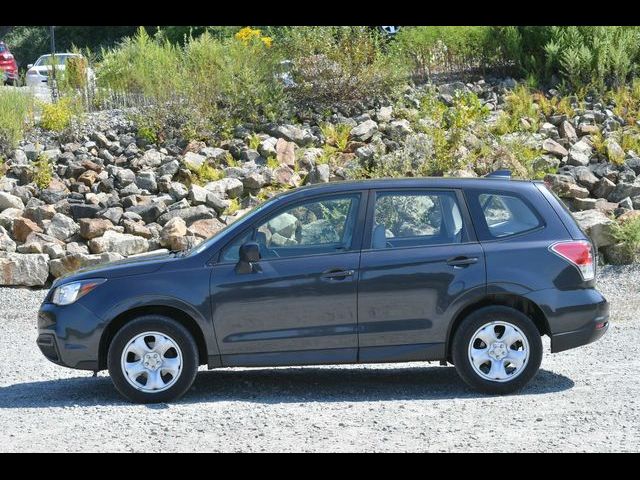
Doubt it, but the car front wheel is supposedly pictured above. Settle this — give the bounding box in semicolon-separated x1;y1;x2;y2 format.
452;306;543;394
107;315;199;403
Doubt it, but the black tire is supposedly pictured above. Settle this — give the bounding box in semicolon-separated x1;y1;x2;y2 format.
452;306;543;395
107;315;199;404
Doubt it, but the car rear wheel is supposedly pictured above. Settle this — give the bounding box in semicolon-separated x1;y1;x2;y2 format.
452;306;542;394
107;315;198;403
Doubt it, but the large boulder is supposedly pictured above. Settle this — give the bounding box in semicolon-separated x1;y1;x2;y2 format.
79;218;114;240
204;178;244;199
160;217;187;250
157;205;215;226
542;138;568;158
45;213;80;241
49;252;124;278
350;120;378;142
12;217;43;243
608;182;640;203
270;124;314;147
0;253;50;286
0;192;24;212
0;226;17;253
88;230;149;256
187;218;226;239
567;139;593;167
571;210;616;248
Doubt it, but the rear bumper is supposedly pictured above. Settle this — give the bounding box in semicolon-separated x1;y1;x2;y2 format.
525;287;609;353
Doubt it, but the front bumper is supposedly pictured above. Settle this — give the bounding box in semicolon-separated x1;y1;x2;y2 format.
525;287;609;353
37;300;105;371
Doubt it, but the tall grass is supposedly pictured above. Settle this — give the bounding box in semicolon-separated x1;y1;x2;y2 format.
0;89;34;155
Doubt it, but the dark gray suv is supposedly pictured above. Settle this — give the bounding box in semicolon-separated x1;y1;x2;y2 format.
37;175;609;403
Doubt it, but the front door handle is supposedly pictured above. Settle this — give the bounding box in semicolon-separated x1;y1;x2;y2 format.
446;256;478;267
321;269;355;279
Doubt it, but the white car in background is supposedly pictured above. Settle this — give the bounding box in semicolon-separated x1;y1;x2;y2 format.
25;53;95;88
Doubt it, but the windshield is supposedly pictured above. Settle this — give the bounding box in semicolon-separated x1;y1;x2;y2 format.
185;194;284;257
35;54;76;66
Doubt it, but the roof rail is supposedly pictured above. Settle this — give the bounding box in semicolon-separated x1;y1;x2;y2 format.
485;169;511;179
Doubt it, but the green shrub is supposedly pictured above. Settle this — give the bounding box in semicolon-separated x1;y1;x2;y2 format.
188;163;224;186
277;26;408;114
248;133;261;150
225;197;241;215
33;154;53;189
40;98;74;131
492;84;539;134
612;216;640;260
0;89;34;154
320;123;351;151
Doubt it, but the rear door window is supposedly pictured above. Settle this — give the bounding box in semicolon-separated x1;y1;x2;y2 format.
472;192;543;239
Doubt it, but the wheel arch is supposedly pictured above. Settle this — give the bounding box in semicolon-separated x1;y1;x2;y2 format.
99;305;208;370
446;294;550;360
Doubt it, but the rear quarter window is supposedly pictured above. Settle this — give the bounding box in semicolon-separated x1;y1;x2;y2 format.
467;190;544;240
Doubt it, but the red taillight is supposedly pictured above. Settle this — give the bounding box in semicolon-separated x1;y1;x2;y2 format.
549;240;595;281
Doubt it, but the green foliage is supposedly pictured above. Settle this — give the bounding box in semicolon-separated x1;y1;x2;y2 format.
40;98;74;131
225;197;241;215
188;163;225;186
612;216;640;259
492;84;539;134
320;123;351;151
248;133;261;150
0;89;34;154
33;154;53;189
277;26;408;114
266;155;280;169
608;79;640;124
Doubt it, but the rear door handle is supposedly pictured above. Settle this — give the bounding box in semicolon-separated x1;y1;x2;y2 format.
321;269;355;279
446;256;478;267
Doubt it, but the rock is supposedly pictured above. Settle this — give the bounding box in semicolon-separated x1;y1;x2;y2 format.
592;177;616;199
115;168;136;187
99;207;124;225
189;184;210;205
88;230;149;256
187;218;226;239
272;166;300;187
201;147;228;162
156;159;180;178
605;138;625;164
79;218;114;240
157;205;215;226
275;138;296;168
77;170;98;187
0;226;17;252
0;252;50;286
258;137;278;158
128;201;167;224
40;179;69;204
205;178;244;199
135;171;158;193
540;122;559;139
160;217;187;250
617;209;640;224
542;138;568;158
438;81;469;97
532;155;560;172
307;164;330;184
45;213;79;241
572;166;599;191
0;208;24;230
17;232;64;254
601;243;637;265
559;121;577;142
0;192;24;212
140;149;163;168
49;252;124;278
571;210;616;248
573;197;597;211
12;217;43;243
608;182;640;203
350;120;378;142
169;182;189;201
123;219;152;238
66;242;89;255
578;124;599;135
568;139;593;166
243;171;267;190
271;124;314;146
625;157;640;175
69;204;101;221
23;204;56;227
386;119;413;139
376;106;393;123
240;149;261;163
595;199;619;215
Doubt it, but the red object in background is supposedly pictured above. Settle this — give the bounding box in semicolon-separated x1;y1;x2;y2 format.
0;41;19;84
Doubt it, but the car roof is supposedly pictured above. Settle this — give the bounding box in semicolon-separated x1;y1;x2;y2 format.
270;176;539;202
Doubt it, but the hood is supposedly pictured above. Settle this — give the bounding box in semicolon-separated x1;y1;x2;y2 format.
54;251;179;287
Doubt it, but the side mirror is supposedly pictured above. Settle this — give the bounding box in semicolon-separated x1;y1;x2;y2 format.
27;64;33;69
236;242;261;274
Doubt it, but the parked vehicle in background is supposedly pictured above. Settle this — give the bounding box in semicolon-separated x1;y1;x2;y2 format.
25;53;95;88
379;26;401;36
0;41;19;85
37;173;609;403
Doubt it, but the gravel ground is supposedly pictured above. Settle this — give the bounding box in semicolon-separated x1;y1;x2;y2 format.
0;265;638;452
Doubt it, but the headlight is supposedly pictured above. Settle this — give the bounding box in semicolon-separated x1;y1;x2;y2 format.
51;279;106;306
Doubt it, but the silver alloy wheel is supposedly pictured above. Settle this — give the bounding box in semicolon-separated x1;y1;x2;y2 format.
467;321;530;383
120;331;183;393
